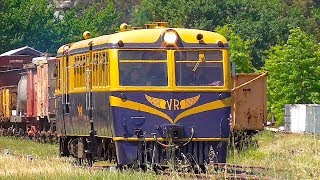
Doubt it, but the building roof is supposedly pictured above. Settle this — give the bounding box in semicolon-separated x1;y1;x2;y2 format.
0;46;43;58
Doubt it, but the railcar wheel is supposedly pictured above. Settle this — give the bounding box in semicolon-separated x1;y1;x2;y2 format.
67;138;81;158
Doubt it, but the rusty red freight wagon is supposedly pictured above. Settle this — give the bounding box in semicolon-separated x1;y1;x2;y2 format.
0;56;32;87
24;63;38;120
33;57;57;126
19;57;56;121
14;57;57;140
231;73;268;131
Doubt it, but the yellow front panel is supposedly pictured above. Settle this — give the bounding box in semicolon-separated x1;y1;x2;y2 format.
57;28;231;94
168;50;174;88
110;50;120;88
222;50;231;89
175;28;228;44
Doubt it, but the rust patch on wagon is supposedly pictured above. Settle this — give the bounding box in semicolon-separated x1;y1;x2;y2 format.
231;73;268;131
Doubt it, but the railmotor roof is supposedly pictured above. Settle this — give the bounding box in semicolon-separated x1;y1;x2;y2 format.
57;27;228;57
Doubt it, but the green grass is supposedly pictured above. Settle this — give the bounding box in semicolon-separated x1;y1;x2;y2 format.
0;137;57;157
1;132;320;179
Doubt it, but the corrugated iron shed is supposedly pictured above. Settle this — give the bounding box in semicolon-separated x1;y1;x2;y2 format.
0;46;43;58
285;104;320;134
0;46;43;87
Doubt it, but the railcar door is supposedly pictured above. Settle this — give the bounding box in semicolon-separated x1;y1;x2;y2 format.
58;49;70;136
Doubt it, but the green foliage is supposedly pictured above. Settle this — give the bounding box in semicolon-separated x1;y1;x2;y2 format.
0;0;120;54
228;0;289;68
265;28;320;125
0;0;55;53
52;0;120;52
216;25;256;73
132;0;228;30
133;0;186;27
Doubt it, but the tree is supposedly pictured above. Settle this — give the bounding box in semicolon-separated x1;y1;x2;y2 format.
215;25;256;73
54;0;120;48
0;0;56;53
45;0;120;53
225;0;292;68
265;28;320;125
132;0;229;29
0;0;120;54
114;0;141;24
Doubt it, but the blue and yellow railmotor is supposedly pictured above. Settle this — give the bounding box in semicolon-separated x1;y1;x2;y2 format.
55;22;231;168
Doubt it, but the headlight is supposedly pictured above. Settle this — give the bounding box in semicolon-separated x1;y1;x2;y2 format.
163;31;178;44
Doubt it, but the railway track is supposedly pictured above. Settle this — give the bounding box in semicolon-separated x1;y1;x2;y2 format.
164;163;271;179
162;172;267;179
91;163;272;179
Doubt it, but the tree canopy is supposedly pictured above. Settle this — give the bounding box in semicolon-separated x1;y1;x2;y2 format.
265;28;320;125
216;25;256;73
0;0;120;54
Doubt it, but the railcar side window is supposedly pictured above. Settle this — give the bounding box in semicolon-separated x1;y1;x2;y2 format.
175;51;224;86
92;51;109;87
73;55;86;88
119;50;168;86
100;52;109;86
92;53;98;86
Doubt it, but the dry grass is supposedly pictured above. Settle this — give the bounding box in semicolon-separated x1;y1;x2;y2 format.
1;132;320;179
0;154;159;179
228;131;320;179
0;137;158;180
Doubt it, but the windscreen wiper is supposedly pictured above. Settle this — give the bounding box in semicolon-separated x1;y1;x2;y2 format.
192;51;205;72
